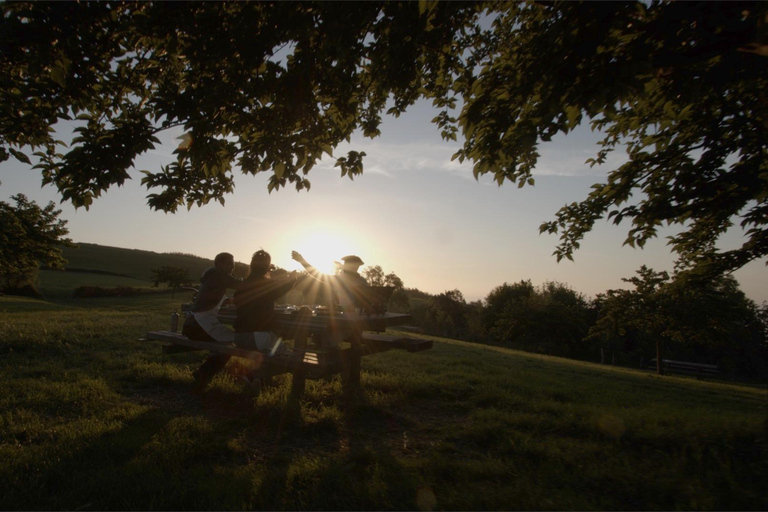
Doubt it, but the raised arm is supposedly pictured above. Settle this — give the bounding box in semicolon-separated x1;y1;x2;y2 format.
292;251;321;279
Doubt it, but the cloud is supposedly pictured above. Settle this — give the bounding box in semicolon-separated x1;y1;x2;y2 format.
535;146;627;177
141;122;629;182
327;139;475;180
326;137;629;181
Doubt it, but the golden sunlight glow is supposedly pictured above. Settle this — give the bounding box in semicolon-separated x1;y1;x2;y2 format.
292;228;357;274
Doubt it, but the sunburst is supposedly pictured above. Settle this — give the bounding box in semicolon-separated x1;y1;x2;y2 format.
292;228;356;275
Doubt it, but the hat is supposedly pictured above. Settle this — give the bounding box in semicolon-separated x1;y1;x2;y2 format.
341;255;364;265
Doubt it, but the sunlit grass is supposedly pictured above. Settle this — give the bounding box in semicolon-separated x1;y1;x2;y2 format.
0;295;766;510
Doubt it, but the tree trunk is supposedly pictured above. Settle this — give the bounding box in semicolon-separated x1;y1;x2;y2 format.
656;339;663;375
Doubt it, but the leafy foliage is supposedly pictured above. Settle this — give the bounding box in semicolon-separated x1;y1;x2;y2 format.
483;280;594;358
362;265;407;312
0;193;74;294
361;265;404;289
407;289;485;342
0;1;481;211
589;266;768;378
150;265;191;298
526;2;768;278
2;1;767;276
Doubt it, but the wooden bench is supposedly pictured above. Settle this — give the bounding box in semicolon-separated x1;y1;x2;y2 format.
648;358;719;378
141;330;432;397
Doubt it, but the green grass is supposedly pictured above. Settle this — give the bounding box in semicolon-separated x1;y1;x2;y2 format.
1;294;766;510
37;269;156;298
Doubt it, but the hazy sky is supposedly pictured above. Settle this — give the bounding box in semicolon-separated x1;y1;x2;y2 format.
2;100;767;304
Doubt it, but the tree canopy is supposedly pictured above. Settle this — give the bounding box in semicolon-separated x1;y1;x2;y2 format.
2;1;767;277
484;280;594;357
0;193;74;294
361;265;405;289
150;265;191;298
589;266;767;376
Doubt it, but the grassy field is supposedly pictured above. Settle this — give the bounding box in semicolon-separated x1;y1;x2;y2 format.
37;269;156;299
1;292;766;510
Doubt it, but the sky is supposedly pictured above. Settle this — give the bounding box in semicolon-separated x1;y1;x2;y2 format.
2;100;767;305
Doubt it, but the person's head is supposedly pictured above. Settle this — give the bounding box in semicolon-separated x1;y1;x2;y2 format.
214;252;235;275
249;249;272;278
340;255;364;273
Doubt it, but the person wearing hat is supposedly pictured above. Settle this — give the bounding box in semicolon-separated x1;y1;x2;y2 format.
291;251;368;313
335;254;369;312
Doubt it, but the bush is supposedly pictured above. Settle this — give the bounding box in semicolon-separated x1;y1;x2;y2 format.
2;284;43;299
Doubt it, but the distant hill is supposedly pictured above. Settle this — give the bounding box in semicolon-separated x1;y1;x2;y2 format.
37;243;249;298
60;243;249;281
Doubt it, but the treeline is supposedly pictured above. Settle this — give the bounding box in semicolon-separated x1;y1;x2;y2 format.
394;267;768;383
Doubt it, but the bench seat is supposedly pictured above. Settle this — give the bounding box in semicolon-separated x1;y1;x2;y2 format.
648;358;719;377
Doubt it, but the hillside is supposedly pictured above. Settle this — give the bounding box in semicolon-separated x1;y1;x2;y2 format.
37;243;249;298
0;292;765;510
61;243;220;280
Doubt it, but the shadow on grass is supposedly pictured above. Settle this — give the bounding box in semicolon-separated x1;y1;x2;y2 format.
246;387;420;510
4;369;422;510
1;408;173;510
333;390;420;509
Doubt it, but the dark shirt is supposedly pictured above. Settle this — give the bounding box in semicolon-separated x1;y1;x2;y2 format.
234;276;297;332
302;267;368;305
334;270;369;306
191;266;244;312
336;270;368;290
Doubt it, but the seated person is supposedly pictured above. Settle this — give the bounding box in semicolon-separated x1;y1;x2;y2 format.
292;251;369;349
291;251;368;313
182;251;244;343
182;252;245;387
234;250;300;353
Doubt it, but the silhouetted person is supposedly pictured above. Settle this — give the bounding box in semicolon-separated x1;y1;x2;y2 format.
182;252;244;386
188;250;300;386
291;251;368;313
234;250;300;351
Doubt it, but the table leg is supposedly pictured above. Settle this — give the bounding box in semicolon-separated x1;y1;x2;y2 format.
290;307;311;402
342;325;363;393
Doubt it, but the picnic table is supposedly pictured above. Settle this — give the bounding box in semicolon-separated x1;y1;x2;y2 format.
143;305;432;399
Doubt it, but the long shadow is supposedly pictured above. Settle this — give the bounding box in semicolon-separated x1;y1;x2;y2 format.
248;391;342;508
3;372;276;510
250;439;297;508
245;384;419;509
1;408;173;510
4;375;415;509
323;389;420;509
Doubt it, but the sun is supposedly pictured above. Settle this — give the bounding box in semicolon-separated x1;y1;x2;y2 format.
293;229;356;275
